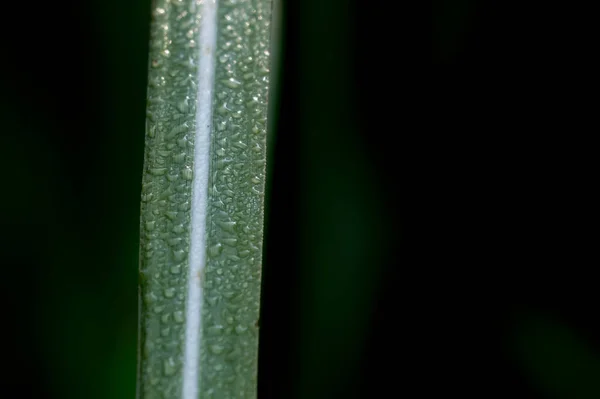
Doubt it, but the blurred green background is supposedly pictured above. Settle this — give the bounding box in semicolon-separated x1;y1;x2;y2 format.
0;1;391;398
0;1;597;398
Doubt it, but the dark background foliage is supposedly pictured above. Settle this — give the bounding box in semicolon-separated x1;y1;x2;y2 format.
0;0;596;398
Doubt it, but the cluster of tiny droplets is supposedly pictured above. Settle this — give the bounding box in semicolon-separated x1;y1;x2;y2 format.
139;0;272;398
200;0;271;397
140;1;201;398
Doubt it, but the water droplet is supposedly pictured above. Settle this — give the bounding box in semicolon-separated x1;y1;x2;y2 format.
149;168;167;176
164;287;176;298
209;243;223;257
166;211;178;220
143;292;158;305
173;249;186;262
235;324;248;335
163;357;177;376
259;63;270;75
210;344;225;355
182;168;193;180
177;137;188;148
206;296;220;306
174;311;184;323
222;78;242;88
217;221;237;233
222;238;238;246
153;305;165;314
238;250;250;258
166;173;179;182
230;294;243;303
207;325;224;335
167;237;182;246
159;187;174;199
167;122;189;139
178;201;191;211
172;224;185;234
225;347;241;361
176;97;189;113
232;140;247;149
217;102;230;115
173;153;186;163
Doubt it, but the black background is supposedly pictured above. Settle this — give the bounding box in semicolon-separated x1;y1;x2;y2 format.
0;0;597;398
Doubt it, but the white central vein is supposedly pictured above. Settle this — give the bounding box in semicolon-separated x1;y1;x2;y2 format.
184;1;218;398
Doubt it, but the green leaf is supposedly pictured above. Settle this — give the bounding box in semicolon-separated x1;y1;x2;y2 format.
138;1;273;398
